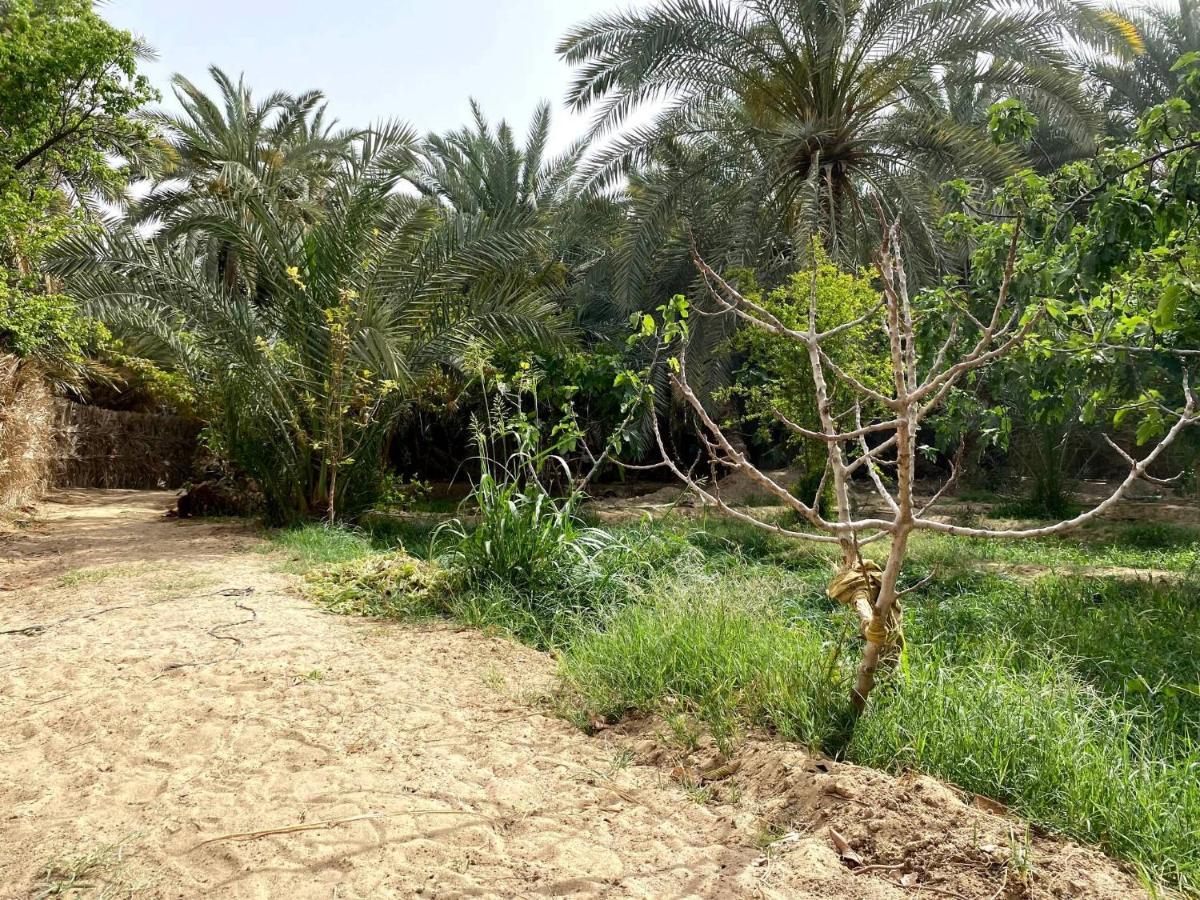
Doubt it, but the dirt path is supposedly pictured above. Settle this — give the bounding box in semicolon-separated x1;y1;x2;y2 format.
1;491;1147;899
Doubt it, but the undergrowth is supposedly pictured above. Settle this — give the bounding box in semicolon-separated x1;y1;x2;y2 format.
304;552;451;618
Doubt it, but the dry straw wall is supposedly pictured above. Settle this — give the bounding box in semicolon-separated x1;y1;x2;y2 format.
1;363;200;512
52;400;199;491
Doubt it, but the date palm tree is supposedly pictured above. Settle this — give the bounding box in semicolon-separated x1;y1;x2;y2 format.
126;67;362;301
133;66;358;225
1092;1;1198;131
559;0;1131;266
52;122;567;522
414;100;627;338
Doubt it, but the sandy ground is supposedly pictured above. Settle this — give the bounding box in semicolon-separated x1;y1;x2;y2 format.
0;490;1149;899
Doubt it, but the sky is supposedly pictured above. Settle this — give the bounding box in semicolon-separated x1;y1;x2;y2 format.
104;0;635;154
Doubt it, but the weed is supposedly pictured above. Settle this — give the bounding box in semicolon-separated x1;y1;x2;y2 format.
683;783;716;804
480;666;507;693
1006;825;1035;887
33;838;140;899
666;712;703;753
607;747;635;774
753;821;791;851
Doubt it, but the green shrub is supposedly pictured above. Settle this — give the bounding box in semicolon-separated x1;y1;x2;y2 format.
436;476;617;601
373;473;433;511
304;551;451;618
433;373;655;644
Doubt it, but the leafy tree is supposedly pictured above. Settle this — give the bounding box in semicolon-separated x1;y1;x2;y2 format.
0;0;154;199
414;100;579;221
0;0;153;382
726;255;888;502
414;101;648;457
414;100;628;336
941;64;1200;502
632;226;1198;713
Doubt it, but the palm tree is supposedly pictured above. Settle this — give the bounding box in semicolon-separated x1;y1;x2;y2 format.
413;100;578;219
558;0;1130;266
123;67;364;306
52;122;568;522
133;66;358;226
415;100;627;338
1092;2;1199;131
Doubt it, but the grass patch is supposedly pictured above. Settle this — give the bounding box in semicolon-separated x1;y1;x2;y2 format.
556;521;1200;894
264;519;440;574
32;837;142;899
901;526;1200;574
266;524;379;573
55;563;150;588
562;580;851;753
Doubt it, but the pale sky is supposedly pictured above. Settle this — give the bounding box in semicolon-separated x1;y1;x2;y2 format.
105;0;638;154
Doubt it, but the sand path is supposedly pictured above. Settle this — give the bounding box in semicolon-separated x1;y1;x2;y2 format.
0;491;1146;899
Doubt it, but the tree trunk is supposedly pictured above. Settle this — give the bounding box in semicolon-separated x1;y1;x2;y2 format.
850;525;909;711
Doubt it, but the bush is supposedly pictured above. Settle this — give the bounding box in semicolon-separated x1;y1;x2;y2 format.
437;475;614;599
304;551;451;618
433;371;651;644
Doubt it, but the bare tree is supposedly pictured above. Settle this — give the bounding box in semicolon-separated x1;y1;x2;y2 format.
652;220;1198;713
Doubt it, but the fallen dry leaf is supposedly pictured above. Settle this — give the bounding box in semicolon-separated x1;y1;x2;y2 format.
829;828;865;867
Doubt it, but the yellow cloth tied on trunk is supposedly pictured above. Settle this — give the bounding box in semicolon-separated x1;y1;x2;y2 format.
827;560;891;645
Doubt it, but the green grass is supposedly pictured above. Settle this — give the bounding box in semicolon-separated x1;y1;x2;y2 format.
561;571;852;752
55;563;152;588
264;520;439;573
642;512;1200;577
902;526;1200;573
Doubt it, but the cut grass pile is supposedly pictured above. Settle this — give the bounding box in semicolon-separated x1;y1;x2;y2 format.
271;512;1200;894
304;552;450;618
